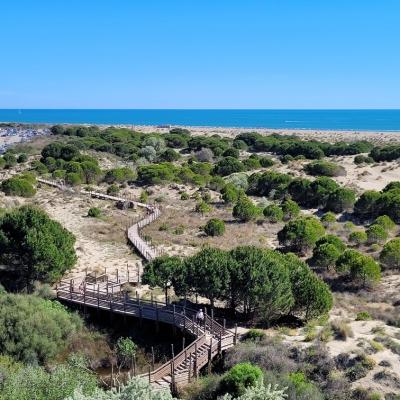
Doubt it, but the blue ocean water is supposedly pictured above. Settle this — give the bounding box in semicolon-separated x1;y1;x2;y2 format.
1;109;400;131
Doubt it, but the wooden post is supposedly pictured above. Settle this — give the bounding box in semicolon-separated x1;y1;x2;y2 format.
155;302;160;333
172;304;176;335
133;355;137;376
223;318;226;330
123;294;127;324
207;337;213;374
116;269;119;283
234;324;238;345
151;346;155;370
211;308;214;335
171;344;175;392
219;332;222;355
182;337;186;352
148;365;151;383
194;342;198;378
204;308;207;330
83;283;87;317
69;279;73;300
188;352;192;383
97;285;100;309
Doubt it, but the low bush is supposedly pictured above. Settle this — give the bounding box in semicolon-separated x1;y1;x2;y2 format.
242;329;266;342
204;218;225;237
356;311;372;321
349;231;368;246
1;175;36;197
263;204;284;223
220;362;263;397
304;161;346;177
330;319;354;340
87;207;101;218
354;155;374;165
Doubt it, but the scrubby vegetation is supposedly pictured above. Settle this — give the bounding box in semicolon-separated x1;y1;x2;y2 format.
3;124;400;397
0;205;76;288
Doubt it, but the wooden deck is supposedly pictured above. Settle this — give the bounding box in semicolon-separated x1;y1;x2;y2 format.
57;280;236;390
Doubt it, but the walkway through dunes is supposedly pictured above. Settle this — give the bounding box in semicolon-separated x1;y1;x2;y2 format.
37;178;161;261
39;178;238;390
57;279;236;390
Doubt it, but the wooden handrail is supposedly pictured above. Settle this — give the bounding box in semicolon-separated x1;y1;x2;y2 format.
42;177;237;389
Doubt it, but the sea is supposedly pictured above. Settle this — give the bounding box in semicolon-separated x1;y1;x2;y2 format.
1;109;400;131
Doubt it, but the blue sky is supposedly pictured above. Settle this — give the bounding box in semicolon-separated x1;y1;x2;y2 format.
1;1;399;109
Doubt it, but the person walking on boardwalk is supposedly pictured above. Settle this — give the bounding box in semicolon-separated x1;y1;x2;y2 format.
196;308;204;324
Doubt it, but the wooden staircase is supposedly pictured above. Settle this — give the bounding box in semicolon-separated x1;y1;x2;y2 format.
56;280;236;390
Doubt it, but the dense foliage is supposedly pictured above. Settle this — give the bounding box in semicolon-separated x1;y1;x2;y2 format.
0;294;82;364
1;173;36;197
146;246;333;323
0;205;76;286
304;160;346;177
278;217;325;254
204;218;226;236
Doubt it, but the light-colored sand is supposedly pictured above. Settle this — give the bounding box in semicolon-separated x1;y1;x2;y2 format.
125;125;400;144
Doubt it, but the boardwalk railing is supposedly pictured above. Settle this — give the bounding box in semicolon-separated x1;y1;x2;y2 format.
56;281;236;389
37;178;161;261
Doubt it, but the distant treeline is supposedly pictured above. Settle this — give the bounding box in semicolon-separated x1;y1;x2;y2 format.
50;124;400;163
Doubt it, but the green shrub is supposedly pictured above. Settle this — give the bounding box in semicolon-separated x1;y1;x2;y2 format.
0;205;76;284
325;188;356;213
106;184;119;195
195;201;212;215
354;155;374;164
3;153;17;168
180;192;190;200
304;160;346;177
1;175;36;197
374;215;396;231
281;199;300;221
140;190;149;203
263;204;284;223
65;172;82;186
213;156;245;177
366;224;388;244
104;167;135;184
278;217;325;254
380;238;400;269
321;212;336;227
349;231;368;246
233;195;260;222
220;363;263;397
87;207;101;218
336;249;381;287
17;153;28;163
311;243;341;270
137;163;176;185
222;183;240;204
204;218;225;237
243;329;266;342
0;294;82;364
356;311;372;321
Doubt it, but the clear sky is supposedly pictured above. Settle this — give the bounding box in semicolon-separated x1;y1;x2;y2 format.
1;1;399;109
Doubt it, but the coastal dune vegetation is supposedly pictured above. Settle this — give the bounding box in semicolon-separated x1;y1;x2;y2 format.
2;124;400;398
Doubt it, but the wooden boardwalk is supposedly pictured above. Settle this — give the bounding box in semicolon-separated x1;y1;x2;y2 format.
57;280;236;390
37;178;161;261
41;177;237;389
